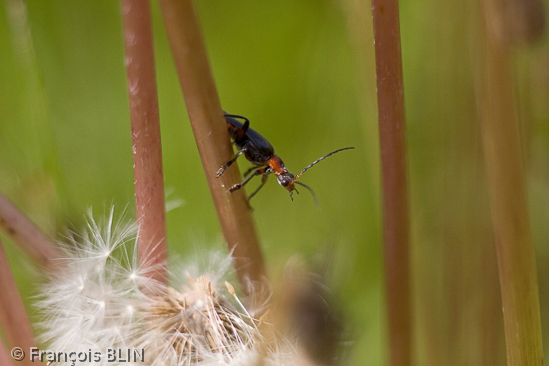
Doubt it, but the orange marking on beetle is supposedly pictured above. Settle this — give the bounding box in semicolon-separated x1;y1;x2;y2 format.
268;156;287;175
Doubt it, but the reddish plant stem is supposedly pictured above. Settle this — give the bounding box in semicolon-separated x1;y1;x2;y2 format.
0;191;60;269
157;0;267;294
0;340;15;366
0;237;36;366
122;0;168;284
477;1;543;363
371;1;411;365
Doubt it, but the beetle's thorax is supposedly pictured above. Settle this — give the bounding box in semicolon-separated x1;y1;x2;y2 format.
268;156;288;176
268;156;296;191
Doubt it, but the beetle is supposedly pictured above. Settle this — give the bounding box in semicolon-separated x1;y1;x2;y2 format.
216;111;354;206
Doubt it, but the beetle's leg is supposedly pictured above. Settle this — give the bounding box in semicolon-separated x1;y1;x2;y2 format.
228;167;267;193
216;147;247;178
247;173;270;202
243;166;260;177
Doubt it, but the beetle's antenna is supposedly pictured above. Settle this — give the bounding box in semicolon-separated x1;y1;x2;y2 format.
295;181;321;209
294;147;355;181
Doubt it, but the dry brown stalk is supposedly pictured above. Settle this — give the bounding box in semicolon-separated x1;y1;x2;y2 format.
371;0;411;365
122;0;168;284
0;192;60;269
0;237;36;366
157;0;267;295
0;340;15;366
477;0;544;362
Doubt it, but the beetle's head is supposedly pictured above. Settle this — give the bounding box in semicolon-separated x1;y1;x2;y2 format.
277;172;296;194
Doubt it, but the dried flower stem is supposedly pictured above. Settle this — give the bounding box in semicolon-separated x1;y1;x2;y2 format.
0;237;36;366
157;0;267;294
122;0;168;284
371;1;411;365
477;1;543;364
0;340;15;366
0;191;60;269
483;0;545;45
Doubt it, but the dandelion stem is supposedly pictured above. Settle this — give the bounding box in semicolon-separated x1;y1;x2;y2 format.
371;1;411;365
0;191;60;269
122;0;168;284
0;340;15;366
157;0;267;294
0;237;36;366
477;0;544;363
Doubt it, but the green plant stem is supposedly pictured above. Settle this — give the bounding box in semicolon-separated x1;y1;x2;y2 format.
478;1;543;363
157;0;267;295
0;238;36;366
371;1;411;365
122;0;168;284
0;191;60;269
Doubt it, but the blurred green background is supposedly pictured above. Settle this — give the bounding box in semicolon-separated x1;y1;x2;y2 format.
1;0;549;365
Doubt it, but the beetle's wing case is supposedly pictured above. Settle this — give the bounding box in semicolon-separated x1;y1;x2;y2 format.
225;116;246;140
224;115;275;165
245;127;275;157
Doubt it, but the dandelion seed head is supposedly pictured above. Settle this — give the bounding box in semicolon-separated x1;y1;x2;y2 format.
37;209;308;366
